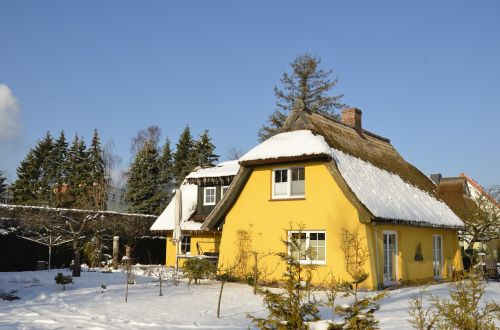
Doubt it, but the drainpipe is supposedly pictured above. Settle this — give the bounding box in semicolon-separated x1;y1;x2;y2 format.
373;222;381;290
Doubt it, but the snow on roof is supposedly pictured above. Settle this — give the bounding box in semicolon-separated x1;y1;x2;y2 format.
330;148;464;227
239;130;331;163
150;184;200;231
186;160;240;179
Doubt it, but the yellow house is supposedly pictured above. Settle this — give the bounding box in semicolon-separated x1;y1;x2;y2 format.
150;161;239;267
202;108;464;289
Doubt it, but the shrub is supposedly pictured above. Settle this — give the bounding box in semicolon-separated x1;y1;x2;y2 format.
183;258;215;285
54;272;73;290
408;273;500;330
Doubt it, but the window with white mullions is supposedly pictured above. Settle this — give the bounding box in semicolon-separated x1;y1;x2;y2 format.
180;235;191;254
272;167;305;198
288;231;326;264
204;187;216;205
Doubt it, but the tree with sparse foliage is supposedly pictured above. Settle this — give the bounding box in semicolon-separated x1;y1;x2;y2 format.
194;130;219;168
258;53;345;141
331;228;385;330
248;225;320;329
461;189;500;269
130;125;162;159
173;126;196;186
125;142;164;215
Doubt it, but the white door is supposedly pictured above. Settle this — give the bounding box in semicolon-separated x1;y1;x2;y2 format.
383;232;397;285
433;235;443;278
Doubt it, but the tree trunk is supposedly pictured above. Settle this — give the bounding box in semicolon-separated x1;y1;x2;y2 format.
253;253;258;295
72;238;81;277
159;276;163;296
112;236;119;269
217;279;226;318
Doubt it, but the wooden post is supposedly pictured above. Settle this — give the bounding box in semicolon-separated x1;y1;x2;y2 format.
113;236;119;269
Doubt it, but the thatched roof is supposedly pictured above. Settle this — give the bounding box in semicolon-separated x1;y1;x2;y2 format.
202;108;452;230
279;110;437;196
437;177;482;221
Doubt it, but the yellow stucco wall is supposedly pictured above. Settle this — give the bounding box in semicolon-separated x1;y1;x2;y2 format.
368;224;463;286
165;231;221;267
217;161;463;289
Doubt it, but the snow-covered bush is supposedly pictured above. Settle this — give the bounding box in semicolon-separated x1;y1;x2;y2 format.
54;272;73;290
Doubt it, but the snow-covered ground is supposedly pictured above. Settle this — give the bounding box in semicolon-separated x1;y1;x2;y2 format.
0;268;498;329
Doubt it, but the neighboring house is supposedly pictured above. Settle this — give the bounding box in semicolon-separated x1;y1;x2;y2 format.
434;173;500;261
202;107;464;289
150;161;240;267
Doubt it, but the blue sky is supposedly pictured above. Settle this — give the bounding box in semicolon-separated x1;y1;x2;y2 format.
0;1;499;187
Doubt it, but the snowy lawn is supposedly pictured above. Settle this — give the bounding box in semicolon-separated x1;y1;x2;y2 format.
0;268;498;329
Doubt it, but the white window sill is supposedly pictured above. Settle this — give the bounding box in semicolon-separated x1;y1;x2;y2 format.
298;260;326;265
271;195;305;200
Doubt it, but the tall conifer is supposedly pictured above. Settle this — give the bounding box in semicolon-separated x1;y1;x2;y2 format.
173;125;196;186
88;129;107;210
258;54;345;141
67;134;91;208
35;132;56;205
194;130;219;168
0;170;7;199
125;142;163;215
52;131;69;207
11;150;41;205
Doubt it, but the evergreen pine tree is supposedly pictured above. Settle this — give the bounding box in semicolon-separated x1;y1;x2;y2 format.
52;131;69;207
258;54;345;141
194;130;219;168
35;132;56;205
67;134;91;209
125;142;164;215
173;125;196;186
88;129;107;210
0;170;7;199
10;150;41;205
158;138;174;208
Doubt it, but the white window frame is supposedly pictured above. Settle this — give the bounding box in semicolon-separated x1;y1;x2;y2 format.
433;234;444;279
221;186;230;197
383;230;398;286
272;167;305;199
180;235;191;255
203;187;216;205
288;230;326;265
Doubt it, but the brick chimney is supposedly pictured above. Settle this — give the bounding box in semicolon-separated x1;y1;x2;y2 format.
341;108;362;131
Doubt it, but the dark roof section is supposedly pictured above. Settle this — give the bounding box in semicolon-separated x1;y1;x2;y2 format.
279;109;437;196
201;167;253;230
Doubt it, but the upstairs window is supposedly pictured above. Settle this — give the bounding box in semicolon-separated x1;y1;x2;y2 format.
204;187;216;205
272;167;305;199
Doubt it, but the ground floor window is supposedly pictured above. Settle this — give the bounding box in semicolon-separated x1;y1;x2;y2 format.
288;231;326;264
180;235;191;254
